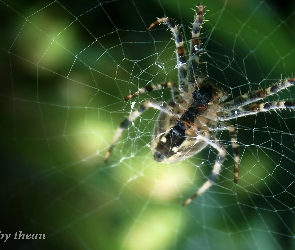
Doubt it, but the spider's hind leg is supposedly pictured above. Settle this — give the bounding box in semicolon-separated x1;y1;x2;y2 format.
226;123;239;183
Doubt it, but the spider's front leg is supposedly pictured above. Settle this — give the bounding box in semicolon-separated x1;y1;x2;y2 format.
104;99;178;162
148;16;188;94
187;4;205;85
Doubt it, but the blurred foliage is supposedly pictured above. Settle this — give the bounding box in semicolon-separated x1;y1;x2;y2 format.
1;0;295;249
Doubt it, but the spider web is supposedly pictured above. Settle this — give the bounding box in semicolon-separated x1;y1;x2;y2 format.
1;0;295;249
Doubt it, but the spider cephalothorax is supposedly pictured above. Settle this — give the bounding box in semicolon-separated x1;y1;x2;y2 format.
104;4;295;206
152;80;225;163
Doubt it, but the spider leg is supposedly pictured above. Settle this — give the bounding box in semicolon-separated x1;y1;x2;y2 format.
104;99;178;162
197;114;239;183
124;81;184;105
219;100;295;121
182;131;226;206
188;4;205;86
223;77;295;110
148;17;187;93
218;122;240;183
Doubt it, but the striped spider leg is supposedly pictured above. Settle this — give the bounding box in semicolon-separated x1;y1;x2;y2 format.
104;4;295;206
219;77;295;121
104;98;180;162
104;4;241;206
105;4;207;163
181;77;295;206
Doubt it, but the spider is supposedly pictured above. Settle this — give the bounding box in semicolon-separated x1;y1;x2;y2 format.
104;4;295;206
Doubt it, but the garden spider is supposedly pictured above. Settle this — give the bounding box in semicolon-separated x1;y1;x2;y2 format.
104;4;295;206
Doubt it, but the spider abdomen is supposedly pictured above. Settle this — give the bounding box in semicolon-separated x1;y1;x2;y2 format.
152;100;209;163
104;1;294;206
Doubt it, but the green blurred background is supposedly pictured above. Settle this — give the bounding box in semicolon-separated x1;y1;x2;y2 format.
1;0;295;249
